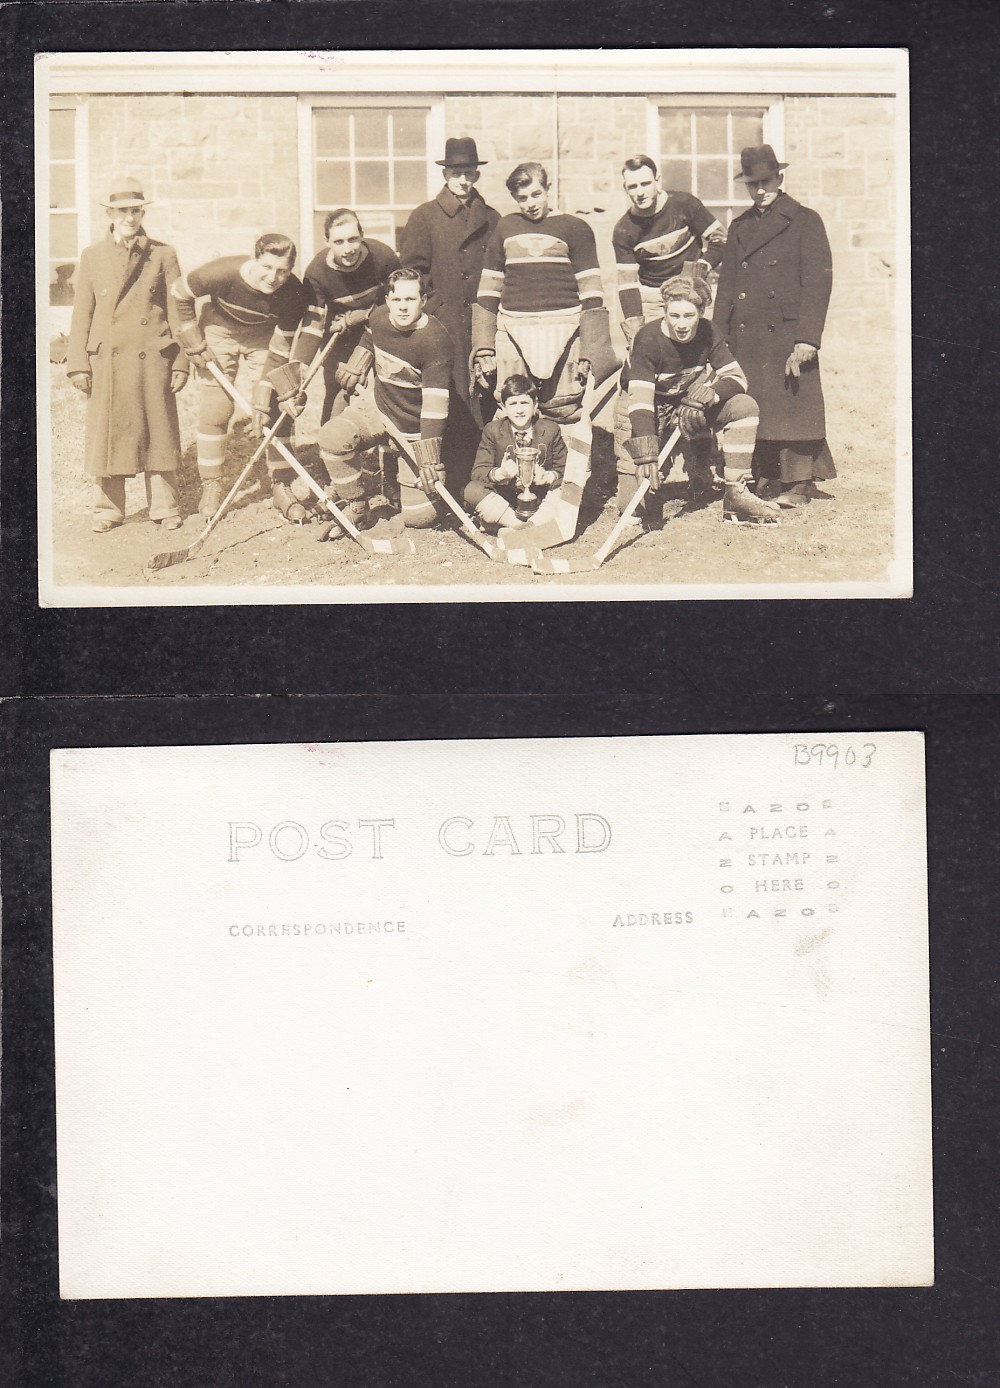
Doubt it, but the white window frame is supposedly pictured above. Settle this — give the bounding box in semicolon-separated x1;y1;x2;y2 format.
646;95;784;225
47;95;89;328
298;94;445;264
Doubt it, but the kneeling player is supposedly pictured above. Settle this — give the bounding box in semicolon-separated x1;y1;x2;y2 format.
464;374;566;531
314;268;454;531
623;274;779;525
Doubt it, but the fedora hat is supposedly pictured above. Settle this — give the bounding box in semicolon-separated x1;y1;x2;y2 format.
734;145;788;182
100;179;152;209
435;136;487;167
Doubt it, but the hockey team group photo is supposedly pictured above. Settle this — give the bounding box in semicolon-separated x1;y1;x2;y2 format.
39;50;908;601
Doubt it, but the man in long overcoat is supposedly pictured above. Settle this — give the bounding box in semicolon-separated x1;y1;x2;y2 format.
714;146;835;506
67;180;188;532
400;136;499;413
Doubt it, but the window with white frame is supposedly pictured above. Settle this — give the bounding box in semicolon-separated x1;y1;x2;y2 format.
304;99;442;259
49;101;81;305
652;98;783;228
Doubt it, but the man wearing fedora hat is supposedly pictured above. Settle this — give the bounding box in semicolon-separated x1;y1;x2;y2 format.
400;136;500;409
714;145;835;505
67;180;189;533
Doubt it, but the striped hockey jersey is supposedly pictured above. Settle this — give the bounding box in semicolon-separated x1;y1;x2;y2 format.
627;318;746;438
172;255;307;372
613;193;725;321
363;304;454;440
293;240;401;368
477;212;604;316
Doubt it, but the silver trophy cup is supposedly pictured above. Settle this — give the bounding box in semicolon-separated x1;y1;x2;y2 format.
513;444;542;520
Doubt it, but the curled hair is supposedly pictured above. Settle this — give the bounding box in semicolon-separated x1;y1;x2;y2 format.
621;154;658;179
323;207;364;239
506;161;548;196
500;373;538;403
660;274;712;313
386;266;426;294
254;233;296;268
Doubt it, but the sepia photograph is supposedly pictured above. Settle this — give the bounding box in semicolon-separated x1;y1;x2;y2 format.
36;48;910;605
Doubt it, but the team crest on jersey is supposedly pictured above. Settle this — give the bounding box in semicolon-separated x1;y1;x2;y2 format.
373;345;420;388
635;228;694;260
505;234;569;261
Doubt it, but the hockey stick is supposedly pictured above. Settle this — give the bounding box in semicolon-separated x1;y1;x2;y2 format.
204;362;415;557
531;426;681;575
147;332;344;572
364;395;498;558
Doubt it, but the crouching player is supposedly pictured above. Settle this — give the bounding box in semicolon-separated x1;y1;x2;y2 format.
171;234;309;521
622;273;779;525
464;374;566;531
314;268;454;531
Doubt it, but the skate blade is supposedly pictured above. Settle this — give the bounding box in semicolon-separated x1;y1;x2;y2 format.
724;512;780;525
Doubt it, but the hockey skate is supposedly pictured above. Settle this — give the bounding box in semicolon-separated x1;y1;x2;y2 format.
723;470;780;525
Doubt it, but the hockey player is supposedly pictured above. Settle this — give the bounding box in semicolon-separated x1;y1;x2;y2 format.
471;162;618;431
613;156;726;346
463;374;567;532
283;208;401;426
171;234;309;521
624;273;779;525
311;267;454;531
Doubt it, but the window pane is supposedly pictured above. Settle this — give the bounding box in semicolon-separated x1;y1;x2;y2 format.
391;108;425;155
314;109;350;156
315;161;352;205
660;159;692;193
50;107;75;160
694;110;728;151
732;111;765;148
356;161;390;204
696;159;732;202
393;159;426;206
353;110;389;157
50;163;76;209
659;109;692;153
51;212;78;259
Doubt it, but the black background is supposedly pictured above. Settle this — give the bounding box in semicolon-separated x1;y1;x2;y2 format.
2;2;998;1385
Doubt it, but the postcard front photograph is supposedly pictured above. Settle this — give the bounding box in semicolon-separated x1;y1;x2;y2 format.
37;49;909;604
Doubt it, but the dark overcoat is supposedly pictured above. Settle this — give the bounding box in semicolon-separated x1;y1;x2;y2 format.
713;194;832;441
400;187;500;398
67;232;189;477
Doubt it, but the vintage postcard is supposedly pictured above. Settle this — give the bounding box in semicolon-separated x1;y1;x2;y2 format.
51;733;931;1298
36;48;910;605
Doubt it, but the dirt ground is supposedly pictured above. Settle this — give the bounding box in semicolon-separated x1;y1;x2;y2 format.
45;344;898;596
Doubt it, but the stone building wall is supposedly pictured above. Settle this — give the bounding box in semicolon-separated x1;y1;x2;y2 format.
782;95;896;345
86;95;301;274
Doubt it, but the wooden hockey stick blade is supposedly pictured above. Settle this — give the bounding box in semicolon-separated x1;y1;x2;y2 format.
591;479;651;568
433;481;495;557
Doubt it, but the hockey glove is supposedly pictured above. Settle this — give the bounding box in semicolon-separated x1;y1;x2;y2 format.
473;350;497;391
176;323;213;371
250;378;276;440
412;436;446;495
676;379;717;439
625;435;661;491
334;345;374;397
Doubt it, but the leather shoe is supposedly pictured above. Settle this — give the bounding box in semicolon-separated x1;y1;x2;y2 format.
91;517;122;533
159;515;183;530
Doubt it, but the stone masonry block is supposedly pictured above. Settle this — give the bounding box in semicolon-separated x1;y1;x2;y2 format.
867;251;894;278
822;166;868;197
809;128;847;160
